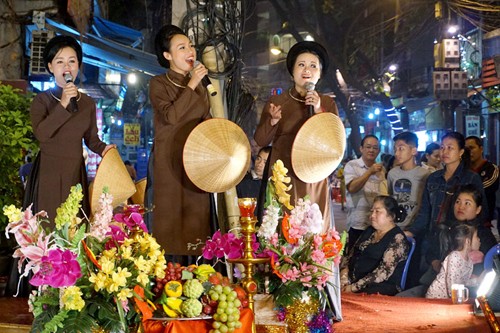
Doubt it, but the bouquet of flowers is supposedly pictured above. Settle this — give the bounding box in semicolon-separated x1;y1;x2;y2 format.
3;185;166;333
201;160;346;332
257;160;346;308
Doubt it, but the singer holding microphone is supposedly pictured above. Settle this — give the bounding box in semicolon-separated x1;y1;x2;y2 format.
147;25;216;263
254;40;339;231
28;35;115;224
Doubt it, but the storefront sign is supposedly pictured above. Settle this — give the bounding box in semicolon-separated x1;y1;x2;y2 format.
124;123;140;146
465;115;480;137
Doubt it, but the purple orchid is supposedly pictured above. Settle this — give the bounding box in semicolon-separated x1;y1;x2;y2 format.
30;248;82;288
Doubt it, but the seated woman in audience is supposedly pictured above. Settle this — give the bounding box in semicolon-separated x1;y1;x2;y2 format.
426;184;497;276
426;222;481;298
340;195;410;295
398;184;495;297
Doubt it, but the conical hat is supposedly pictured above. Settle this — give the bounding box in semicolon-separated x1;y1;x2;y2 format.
183;118;251;193
130;177;147;205
90;148;136;214
291;113;346;183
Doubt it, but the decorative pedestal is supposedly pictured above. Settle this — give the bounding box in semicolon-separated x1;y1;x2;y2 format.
228;198;270;333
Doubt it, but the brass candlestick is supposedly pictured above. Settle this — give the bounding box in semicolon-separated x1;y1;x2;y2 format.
228;198;269;333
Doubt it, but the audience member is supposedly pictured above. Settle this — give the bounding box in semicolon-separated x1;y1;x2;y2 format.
124;160;137;181
400;184;498;297
237;146;270;199
420;142;442;173
344;135;386;253
426;184;497;276
340;195;410;295
19;155;33;189
404;132;487;289
387;132;429;230
465;136;499;224
425;222;481;298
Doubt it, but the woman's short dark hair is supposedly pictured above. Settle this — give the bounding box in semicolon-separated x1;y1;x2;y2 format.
425;142;440;155
154;25;186;68
441;131;471;167
43;35;83;73
455;184;483;209
374;195;407;223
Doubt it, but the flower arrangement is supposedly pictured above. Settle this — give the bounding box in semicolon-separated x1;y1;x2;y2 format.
257;160;346;308
201;160;346;333
3;185;166;333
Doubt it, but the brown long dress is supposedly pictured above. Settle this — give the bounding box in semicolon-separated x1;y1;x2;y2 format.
254;87;340;230
149;70;212;256
30;86;106;222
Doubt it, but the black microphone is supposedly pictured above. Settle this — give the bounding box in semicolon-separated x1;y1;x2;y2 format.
194;61;217;96
63;72;78;112
305;82;315;117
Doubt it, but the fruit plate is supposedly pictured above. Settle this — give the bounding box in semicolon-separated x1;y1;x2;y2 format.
150;315;212;321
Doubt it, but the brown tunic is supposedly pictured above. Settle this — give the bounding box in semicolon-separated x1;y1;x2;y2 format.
254;87;340;230
30;87;106;222
149;71;212;255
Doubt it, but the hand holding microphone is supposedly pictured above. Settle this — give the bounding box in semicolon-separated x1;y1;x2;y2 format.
305;82;317;117
63;72;79;112
193;61;217;96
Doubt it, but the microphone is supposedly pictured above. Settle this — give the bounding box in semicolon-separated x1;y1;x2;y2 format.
63;72;78;112
305;82;315;117
194;61;217;96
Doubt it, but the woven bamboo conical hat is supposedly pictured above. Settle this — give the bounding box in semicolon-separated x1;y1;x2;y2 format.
89;148;136;214
130;177;147;205
183;118;251;193
291;113;346;183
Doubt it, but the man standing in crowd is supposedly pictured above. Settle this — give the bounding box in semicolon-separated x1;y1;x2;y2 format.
237;146;271;199
465;136;499;225
388;132;429;231
344;135;386;253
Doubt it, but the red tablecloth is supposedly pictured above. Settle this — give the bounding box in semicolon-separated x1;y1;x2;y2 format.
143;307;254;333
334;293;490;333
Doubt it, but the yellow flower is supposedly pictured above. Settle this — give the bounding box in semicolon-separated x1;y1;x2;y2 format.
112;267;132;288
121;245;132;259
3;205;22;223
89;271;108;291
271;160;294;210
117;288;133;302
102;248;117;259
137;272;149;286
62;286;85;311
134;255;150;272
99;257;115;274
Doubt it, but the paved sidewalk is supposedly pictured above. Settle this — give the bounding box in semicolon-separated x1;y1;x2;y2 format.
332;202;347;233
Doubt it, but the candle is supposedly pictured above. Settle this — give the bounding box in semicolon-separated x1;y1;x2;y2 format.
238;198;257;217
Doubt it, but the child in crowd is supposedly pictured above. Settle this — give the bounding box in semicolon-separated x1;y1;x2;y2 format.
387;132;429;231
425;222;481;298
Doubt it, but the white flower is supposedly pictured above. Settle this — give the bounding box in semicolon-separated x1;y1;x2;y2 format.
258;204;281;240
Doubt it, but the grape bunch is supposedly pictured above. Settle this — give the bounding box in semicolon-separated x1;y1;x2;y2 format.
208;285;243;333
153;262;184;298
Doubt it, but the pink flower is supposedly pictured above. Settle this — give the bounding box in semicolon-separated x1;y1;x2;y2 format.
281;267;300;282
106;225;127;249
311;249;326;265
30;249;82;288
114;211;148;233
6;205;47;248
14;232;52;276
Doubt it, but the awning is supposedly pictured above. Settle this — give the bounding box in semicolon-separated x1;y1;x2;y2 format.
45;18;164;76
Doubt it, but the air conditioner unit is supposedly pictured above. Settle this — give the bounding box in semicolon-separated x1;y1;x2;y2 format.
29;30;54;78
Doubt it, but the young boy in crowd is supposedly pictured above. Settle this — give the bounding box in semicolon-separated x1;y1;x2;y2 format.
387;132;429;231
